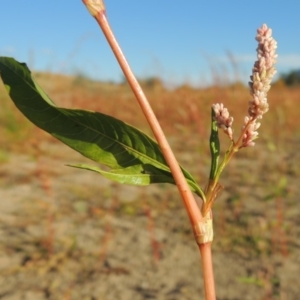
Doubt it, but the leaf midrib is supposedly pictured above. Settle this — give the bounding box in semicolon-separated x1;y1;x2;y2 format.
2;58;171;173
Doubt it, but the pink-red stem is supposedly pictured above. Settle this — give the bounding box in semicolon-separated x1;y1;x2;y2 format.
199;242;216;300
81;2;216;298
93;10;202;228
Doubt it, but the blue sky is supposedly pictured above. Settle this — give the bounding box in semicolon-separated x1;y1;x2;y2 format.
0;1;299;87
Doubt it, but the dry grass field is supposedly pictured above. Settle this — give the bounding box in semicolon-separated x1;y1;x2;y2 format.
0;72;299;299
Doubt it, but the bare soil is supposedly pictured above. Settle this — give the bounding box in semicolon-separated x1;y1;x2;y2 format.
0;136;299;300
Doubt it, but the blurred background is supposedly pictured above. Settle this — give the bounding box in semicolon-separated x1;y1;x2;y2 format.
0;1;299;299
1;1;299;87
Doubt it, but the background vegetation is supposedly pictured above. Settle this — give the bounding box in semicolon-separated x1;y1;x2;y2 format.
0;70;299;299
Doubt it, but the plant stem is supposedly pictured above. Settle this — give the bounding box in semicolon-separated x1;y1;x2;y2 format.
204;117;257;214
83;1;203;228
199;242;216;300
81;1;216;298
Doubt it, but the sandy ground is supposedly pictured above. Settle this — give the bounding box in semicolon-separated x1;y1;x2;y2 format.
0;139;299;300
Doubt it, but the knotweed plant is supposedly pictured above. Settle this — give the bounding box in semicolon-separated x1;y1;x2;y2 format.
213;24;277;148
204;23;278;216
0;0;277;298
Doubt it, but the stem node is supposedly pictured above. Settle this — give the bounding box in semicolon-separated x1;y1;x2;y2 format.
83;0;105;16
194;211;213;245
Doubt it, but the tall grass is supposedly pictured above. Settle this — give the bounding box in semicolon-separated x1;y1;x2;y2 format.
1;73;298;154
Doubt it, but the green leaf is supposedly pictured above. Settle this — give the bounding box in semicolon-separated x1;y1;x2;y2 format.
209;108;220;180
0;56;204;197
68;163;179;186
68;163;204;197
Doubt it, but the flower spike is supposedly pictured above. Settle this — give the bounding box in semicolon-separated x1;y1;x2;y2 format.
242;24;277;147
212;103;234;140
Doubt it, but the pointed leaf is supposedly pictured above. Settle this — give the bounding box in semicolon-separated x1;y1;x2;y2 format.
68;163;179;186
209;108;220;180
68;163;204;197
0;56;204;197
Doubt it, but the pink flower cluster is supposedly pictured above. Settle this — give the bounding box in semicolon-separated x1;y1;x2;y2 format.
212;24;277;148
212;103;234;140
242;23;277;147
